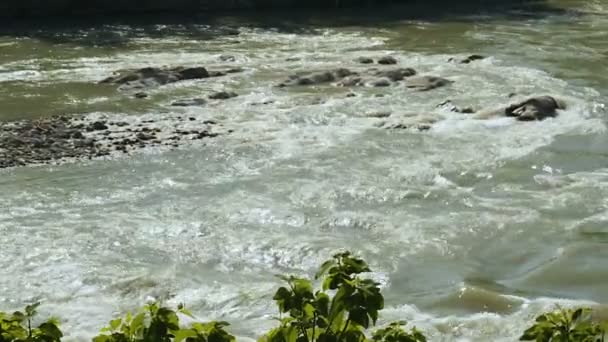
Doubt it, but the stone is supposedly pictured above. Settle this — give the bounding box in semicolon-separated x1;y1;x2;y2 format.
279;68;357;87
100;65;223;91
450;54;486;64
337;76;364;87
506;95;565;121
371;78;391;87
171;98;207;107
474;95;566;121
134;92;148;99
374;68;416;81
209;91;238;100
405;76;453;91
355;57;374;64
378;56;398;65
219;55;236;62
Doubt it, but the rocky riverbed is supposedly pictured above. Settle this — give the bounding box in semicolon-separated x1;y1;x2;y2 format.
0;114;227;169
0;54;567;169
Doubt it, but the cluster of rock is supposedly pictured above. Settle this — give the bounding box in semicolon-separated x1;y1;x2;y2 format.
99;65;243;93
278;64;452;91
0;54;569;169
0;114;224;169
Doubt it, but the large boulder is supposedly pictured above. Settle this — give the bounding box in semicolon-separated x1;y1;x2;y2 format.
475;95;566;121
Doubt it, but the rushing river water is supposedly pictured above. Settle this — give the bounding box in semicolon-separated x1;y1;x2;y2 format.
2;0;608;340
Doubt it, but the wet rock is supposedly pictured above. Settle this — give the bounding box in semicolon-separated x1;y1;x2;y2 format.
177;67;210;80
376;114;443;131
506;96;566;121
0;113;225;169
134;92;148;99
219;55;236;62
437;100;475;114
450;54;486;64
374;68;417;81
371;78;391;87
378;56;398;65
366;111;392;118
405;76;454;91
100;65;228;91
171;98;207;107
337;76;365;87
209;91;238;100
474;95;566;121
226;67;244;74
279;68;357;87
136;132;155;141
355;57;374;64
88;121;108;131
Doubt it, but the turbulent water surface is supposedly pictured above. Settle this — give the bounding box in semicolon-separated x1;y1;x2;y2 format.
2;0;608;340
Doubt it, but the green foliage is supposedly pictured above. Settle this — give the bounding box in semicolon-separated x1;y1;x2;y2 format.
92;303;235;342
11;252;608;342
520;307;607;342
260;251;425;342
371;322;426;342
0;302;63;342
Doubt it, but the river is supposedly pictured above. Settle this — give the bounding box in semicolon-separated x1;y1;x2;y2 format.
1;0;608;340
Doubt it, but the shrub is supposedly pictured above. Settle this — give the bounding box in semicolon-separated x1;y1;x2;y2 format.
0;303;63;342
92;303;235;342
260;251;426;342
520;307;607;342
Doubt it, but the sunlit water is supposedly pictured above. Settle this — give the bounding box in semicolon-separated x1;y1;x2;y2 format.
2;0;608;340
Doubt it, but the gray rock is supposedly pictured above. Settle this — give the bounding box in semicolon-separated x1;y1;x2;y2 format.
506;95;565;121
405;76;453;91
279;68;357;87
449;54;486;64
371;78;391;87
374;68;416;81
100;66;226;91
378;56;398;65
355;57;374;64
171;98;207;107
337;76;364;87
209;91;238;100
475;95;566;121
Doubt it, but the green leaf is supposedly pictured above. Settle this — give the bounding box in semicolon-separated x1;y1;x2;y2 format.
315;260;336;280
292;279;314;299
348;308;369;329
25;302;41;317
174;328;198;342
110;318;122;331
38;321;64;340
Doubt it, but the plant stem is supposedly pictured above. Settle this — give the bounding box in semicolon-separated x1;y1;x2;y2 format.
339;318;351;339
312;312;316;342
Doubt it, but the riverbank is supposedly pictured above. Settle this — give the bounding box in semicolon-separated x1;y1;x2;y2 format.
0;0;543;18
1;0;396;17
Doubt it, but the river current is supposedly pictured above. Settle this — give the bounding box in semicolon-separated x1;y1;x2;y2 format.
1;0;608;340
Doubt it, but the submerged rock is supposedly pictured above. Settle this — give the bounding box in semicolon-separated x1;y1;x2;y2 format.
355;57;374;64
209;91;238;100
373;68;417;81
449;54;487;64
171;98;208;107
405;76;454;91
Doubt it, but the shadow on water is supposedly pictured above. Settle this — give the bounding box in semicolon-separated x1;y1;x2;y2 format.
0;0;572;47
